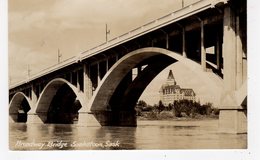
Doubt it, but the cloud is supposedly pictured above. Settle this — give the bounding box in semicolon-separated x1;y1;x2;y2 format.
9;41;56;84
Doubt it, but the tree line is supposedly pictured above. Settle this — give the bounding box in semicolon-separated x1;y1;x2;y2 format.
135;99;219;118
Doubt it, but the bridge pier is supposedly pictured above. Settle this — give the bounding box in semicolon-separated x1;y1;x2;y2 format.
27;112;46;124
218;4;247;134
78;110;136;127
92;111;136;126
26;84;43;123
78;112;101;127
200;20;206;71
218;81;247;134
219;109;247;134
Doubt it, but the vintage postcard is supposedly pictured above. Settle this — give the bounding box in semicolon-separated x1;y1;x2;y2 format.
3;0;257;159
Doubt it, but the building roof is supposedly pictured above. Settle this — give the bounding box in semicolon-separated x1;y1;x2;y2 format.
167;70;175;81
165;69;176;85
160;84;181;92
181;89;196;96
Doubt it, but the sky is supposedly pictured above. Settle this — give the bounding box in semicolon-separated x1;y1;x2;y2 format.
9;0;196;83
9;0;222;106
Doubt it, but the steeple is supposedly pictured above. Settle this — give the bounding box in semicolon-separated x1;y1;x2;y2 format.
166;70;176;85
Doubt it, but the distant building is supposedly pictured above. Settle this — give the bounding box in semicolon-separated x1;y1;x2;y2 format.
159;70;196;106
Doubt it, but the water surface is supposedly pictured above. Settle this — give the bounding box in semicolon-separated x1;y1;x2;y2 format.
9;119;247;150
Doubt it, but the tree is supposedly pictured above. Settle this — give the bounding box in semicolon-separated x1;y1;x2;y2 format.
174;100;200;117
157;100;165;113
137;100;147;108
168;103;173;111
173;100;181;117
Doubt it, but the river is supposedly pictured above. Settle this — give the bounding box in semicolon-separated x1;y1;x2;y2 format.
9;119;247;150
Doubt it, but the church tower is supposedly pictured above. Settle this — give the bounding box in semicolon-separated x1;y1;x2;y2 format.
166;70;176;85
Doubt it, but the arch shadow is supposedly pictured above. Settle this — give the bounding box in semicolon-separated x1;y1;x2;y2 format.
9;92;31;122
35;78;85;123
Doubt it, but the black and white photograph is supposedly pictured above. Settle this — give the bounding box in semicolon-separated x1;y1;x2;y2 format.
1;0;260;159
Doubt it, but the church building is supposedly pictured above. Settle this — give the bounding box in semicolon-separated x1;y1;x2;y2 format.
159;70;196;106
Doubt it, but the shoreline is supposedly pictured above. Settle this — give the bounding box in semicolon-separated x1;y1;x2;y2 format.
137;111;219;121
137;116;218;121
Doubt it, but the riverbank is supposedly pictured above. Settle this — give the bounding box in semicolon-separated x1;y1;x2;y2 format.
137;110;219;121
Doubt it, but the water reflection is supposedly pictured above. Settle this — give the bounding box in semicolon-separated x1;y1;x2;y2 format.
9;123;28;148
75;126;137;150
9;120;247;150
171;126;198;129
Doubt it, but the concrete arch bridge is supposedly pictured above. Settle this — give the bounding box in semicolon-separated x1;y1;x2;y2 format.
9;0;247;133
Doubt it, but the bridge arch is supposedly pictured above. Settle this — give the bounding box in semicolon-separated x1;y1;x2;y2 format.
35;78;85;123
9;92;31;122
87;47;224;125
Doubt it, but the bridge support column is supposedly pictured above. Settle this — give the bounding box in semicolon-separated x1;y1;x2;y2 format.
26;84;45;123
97;62;101;85
223;5;236;92
236;15;243;89
77;63;100;126
31;84;37;106
166;34;169;49
76;70;80;91
83;63;92;101
219;5;247;134
182;27;187;58
200;21;206;71
215;31;222;71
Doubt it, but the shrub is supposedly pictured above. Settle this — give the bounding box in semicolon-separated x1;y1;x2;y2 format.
157;110;174;119
146;110;158;120
173;100;216;117
142;105;153;112
137;100;147;108
135;107;142;116
173;100;195;117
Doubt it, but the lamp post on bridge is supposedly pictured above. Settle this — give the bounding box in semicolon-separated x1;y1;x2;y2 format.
106;23;110;42
27;64;31;81
58;49;62;63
